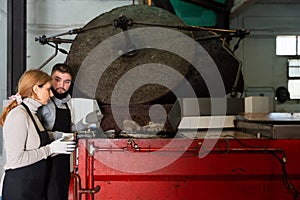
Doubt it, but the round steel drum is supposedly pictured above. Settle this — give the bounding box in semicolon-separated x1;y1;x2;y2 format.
66;5;244;133
67;5;193;105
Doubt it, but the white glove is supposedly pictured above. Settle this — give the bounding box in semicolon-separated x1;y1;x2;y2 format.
84;110;103;124
48;137;76;154
61;132;74;141
74;110;103;131
53;131;74;141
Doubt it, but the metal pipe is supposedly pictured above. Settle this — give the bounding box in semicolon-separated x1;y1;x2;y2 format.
87;151;95;200
38;43;58;70
72;146;79;200
72;140;100;200
72;173;101;200
89;142;285;155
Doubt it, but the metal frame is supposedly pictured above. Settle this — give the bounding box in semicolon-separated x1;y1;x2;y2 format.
70;138;300;200
7;0;27;96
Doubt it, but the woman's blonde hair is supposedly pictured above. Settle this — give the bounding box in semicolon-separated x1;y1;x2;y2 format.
0;69;52;126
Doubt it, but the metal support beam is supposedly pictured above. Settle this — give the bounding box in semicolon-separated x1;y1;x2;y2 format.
7;0;27;96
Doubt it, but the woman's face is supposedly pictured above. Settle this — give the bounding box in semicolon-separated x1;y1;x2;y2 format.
35;82;53;105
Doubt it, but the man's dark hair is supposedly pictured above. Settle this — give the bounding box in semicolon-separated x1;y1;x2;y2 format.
51;63;73;79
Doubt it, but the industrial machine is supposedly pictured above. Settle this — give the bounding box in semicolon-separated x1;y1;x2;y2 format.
35;4;300;200
68;97;300;200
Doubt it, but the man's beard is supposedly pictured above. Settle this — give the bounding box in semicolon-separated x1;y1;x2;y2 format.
51;87;69;99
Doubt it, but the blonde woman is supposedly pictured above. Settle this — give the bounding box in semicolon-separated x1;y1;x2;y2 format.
0;69;76;200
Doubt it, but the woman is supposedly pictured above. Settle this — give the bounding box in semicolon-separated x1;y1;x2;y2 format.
0;69;76;200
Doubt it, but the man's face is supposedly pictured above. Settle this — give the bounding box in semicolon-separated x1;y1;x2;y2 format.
51;71;72;94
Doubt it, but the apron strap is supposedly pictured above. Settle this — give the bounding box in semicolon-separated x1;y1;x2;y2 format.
21;102;41;134
51;97;70;110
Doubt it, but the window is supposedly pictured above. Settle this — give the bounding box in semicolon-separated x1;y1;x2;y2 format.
276;36;300;99
288;59;300;99
276;35;300;56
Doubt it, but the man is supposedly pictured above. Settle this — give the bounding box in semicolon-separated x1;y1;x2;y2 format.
38;63;101;200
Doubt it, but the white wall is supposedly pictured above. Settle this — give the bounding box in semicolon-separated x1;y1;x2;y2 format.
0;0;7;101
0;0;7;156
230;3;300;112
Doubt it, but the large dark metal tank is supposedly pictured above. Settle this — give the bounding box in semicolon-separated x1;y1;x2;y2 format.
66;5;244;133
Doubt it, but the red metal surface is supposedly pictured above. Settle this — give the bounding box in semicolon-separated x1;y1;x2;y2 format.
69;138;300;200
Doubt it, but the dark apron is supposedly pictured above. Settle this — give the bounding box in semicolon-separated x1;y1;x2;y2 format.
2;103;51;200
45;98;71;200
